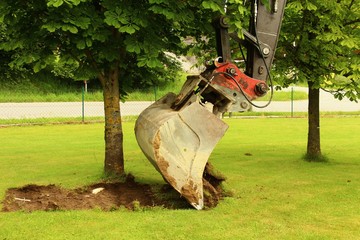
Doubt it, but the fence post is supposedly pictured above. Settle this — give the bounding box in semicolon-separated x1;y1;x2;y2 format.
84;80;88;93
291;87;294;118
82;85;85;123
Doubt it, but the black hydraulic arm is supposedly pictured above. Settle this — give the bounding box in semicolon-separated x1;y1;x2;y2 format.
246;0;287;81
213;0;286;81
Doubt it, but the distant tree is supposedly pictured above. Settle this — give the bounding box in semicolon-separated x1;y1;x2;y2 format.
0;0;247;175
276;0;360;160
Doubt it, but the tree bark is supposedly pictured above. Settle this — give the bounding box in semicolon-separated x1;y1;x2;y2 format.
307;80;321;159
102;68;125;175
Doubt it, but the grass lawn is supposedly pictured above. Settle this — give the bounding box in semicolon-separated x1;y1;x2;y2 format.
0;117;359;239
0;88;307;102
0;73;307;103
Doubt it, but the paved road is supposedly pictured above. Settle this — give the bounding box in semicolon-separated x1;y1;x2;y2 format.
0;101;152;119
253;87;360;113
0;88;358;119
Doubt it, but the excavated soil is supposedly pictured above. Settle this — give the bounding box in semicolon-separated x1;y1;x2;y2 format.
2;169;226;212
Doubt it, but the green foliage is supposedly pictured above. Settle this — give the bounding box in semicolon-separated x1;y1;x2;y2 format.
0;0;253;95
0;71;92;102
275;0;360;102
0;0;212;92
202;1;224;13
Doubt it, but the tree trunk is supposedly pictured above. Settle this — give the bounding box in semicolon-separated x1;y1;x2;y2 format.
102;69;125;175
307;80;321;159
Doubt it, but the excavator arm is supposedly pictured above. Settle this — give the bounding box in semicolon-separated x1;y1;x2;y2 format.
135;0;286;209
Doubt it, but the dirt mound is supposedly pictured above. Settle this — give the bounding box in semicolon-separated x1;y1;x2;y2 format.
2;173;226;212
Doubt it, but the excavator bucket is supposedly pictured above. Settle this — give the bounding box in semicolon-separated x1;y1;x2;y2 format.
135;0;287;208
135;91;228;210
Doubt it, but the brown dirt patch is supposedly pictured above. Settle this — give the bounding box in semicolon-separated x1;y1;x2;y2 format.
2;173;226;212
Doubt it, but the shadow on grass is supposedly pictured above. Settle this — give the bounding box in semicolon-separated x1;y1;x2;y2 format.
302;153;329;163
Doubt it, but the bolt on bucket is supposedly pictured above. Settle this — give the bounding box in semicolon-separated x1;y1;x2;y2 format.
135;92;228;209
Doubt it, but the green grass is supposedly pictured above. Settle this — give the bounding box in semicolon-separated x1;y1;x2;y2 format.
0;116;142;126
0;89;104;102
1;117;359;239
0;88;307;102
0;75;308;102
1;111;359;126
128;87;308;102
223;111;360;118
0;117;104;126
255;89;308;101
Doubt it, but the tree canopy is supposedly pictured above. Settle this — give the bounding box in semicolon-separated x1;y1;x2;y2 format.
275;0;360;159
0;1;206;91
276;0;360;101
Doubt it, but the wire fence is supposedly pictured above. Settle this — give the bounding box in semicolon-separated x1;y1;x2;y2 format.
0;88;154;125
0;101;152;119
1;86;359;125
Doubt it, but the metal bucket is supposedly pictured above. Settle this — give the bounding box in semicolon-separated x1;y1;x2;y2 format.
135;92;228;209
